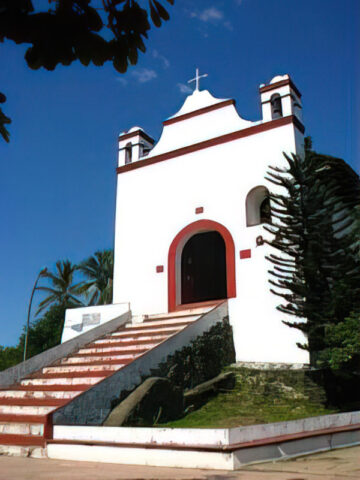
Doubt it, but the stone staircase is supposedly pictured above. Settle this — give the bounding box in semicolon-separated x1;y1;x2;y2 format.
0;307;210;457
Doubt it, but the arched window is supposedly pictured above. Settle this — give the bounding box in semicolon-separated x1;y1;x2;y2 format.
125;142;132;164
246;186;271;226
291;94;302;117
260;196;271;223
270;93;283;119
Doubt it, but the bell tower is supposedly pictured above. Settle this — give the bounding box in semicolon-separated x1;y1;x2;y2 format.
259;74;303;124
118;127;154;167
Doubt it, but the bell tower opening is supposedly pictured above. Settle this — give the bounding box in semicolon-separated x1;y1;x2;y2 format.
181;231;227;305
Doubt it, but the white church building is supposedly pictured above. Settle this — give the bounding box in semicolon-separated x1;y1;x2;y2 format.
64;72;309;364
7;73;360;465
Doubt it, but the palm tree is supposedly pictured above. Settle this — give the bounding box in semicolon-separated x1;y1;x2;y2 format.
77;250;114;305
36;260;84;314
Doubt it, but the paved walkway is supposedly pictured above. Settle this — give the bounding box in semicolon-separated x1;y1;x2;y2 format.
0;446;359;480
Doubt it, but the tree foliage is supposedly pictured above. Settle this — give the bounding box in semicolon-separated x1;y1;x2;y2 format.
0;249;114;371
0;92;11;142
19;304;66;357
0;0;174;141
77;249;114;305
36;259;85;314
265;142;360;367
318;312;360;370
0;345;22;371
0;304;66;371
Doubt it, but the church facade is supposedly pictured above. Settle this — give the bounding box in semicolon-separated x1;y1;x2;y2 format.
111;73;308;364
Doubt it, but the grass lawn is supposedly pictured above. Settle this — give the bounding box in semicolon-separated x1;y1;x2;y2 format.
160;367;339;428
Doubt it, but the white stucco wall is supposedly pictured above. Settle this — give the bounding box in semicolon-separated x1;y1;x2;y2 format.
113;79;308;364
62;303;130;343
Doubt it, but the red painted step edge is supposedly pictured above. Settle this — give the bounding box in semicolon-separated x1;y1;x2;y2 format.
16;385;89;392
87;339;162;348
122;321;189;331
74;346;149;354
71;351;140;358
0;398;66;407
31;371;114;379
58;360;132;367
110;329;179;338
142;314;199;322
0;433;46;447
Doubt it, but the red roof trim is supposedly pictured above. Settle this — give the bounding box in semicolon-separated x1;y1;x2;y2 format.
116;115;304;175
163;99;235;126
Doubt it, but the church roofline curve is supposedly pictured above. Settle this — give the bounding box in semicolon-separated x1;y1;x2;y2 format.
116;115;305;175
162;99;236;126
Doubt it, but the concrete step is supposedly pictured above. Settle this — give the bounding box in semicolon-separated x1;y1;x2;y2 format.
88;339;160;349
76;345;153;355
0;422;44;436
60;357;133;365
110;328;180;338
95;334;168;344
0;443;46;457
61;348;136;365
0;405;56;416
125;318;198;330
21;377;104;387
0;390;81;400
143;308;211;320
69;351;140;359
42;364;124;374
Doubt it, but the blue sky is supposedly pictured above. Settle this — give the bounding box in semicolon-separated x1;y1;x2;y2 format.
0;0;359;346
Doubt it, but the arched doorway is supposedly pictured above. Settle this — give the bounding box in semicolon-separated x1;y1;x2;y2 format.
168;220;236;311
181;231;227;304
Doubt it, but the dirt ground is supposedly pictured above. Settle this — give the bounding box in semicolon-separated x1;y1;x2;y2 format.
0;446;359;480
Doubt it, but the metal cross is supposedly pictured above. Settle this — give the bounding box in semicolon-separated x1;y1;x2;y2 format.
188;68;208;91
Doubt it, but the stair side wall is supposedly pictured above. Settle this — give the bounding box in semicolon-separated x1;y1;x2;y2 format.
52;302;228;426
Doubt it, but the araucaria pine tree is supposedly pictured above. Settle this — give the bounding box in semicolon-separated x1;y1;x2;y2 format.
265;140;360;366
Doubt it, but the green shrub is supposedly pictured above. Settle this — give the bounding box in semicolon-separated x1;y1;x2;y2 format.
318;312;360;371
150;316;236;390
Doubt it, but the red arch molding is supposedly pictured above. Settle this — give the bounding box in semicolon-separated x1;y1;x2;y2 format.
168;219;237;312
